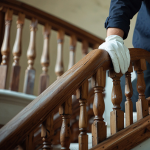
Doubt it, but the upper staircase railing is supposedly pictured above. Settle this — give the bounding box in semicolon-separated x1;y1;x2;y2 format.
0;0;104;95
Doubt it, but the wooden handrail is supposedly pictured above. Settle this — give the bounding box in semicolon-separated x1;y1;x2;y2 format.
0;48;150;149
0;0;104;48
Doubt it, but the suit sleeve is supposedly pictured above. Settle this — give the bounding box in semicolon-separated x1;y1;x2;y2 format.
105;0;143;39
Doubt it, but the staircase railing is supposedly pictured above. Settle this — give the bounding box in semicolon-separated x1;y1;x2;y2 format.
0;0;104;95
0;47;150;150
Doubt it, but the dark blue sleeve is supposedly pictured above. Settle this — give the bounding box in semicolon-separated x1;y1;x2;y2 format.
105;0;143;39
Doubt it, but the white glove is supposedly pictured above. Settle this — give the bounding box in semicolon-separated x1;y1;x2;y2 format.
98;35;130;74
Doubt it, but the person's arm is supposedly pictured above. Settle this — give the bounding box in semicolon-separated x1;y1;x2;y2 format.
107;28;124;38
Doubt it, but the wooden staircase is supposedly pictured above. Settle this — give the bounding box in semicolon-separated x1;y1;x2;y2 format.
0;1;150;150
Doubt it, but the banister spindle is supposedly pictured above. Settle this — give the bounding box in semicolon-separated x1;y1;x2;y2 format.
23;18;38;94
82;40;88;57
68;35;77;70
109;70;124;135
41;114;54;150
39;24;51;94
91;67;106;147
9;13;25;91
76;80;88;150
134;59;148;120
125;64;133;127
26;131;34;150
59;97;72;150
55;30;64;78
0;9;13;89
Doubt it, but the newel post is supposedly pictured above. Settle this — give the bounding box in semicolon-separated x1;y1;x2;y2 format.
134;59;148;120
91;67;107;147
109;70;124;135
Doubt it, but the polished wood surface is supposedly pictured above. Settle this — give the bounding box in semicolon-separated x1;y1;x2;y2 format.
55;30;64;77
134;59;149;120
59;97;72;150
23;18;38;94
90;115;150;150
125;64;133;127
9;13;25;91
77;80;88;150
0;9;13;89
91;67;106;147
0;48;150;150
39;24;51;94
109;70;124;135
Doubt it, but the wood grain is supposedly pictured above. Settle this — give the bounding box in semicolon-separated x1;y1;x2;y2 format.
0;48;150;150
90;115;150;150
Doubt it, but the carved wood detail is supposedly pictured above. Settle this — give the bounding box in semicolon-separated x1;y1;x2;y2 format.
9;13;25;91
134;59;148;120
0;9;13;89
76;80;88;150
109;70;124;135
23;18;38;94
39;24;51;94
41;113;54;150
91;67;106;147
59;97;72;150
55;30;64;77
125;63;133;127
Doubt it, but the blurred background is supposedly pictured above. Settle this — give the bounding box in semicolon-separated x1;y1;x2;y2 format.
5;0;137;96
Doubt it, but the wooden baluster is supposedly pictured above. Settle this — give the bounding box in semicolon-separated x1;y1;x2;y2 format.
109;70;124;135
55;30;64;78
146;97;150;115
68;35;77;70
82;40;88;57
41;113;54;150
91;67;106;147
59;97;72;150
39;24;51;94
0;9;13;89
93;43;99;49
23;18;38;94
0;11;5;63
9;13;25;91
26;131;34;150
125;64;133;127
134;59;148;120
76;80;88;150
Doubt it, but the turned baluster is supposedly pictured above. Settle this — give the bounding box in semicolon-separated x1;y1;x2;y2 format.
26;131;34;150
9;13;25;91
93;43;99;49
55;30;64;78
23;18;38;94
91;67;106;147
82;40;88;57
134;59;148;120
41;113;54;150
125;64;133;127
0;9;13;89
109;70;124;135
76;80;88;150
59;97;72;150
68;35;77;70
39;24;51;94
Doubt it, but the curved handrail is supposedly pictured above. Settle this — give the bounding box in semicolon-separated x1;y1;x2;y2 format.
0;0;104;47
0;48;150;149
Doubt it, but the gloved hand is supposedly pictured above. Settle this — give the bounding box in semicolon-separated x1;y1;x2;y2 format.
98;35;130;74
